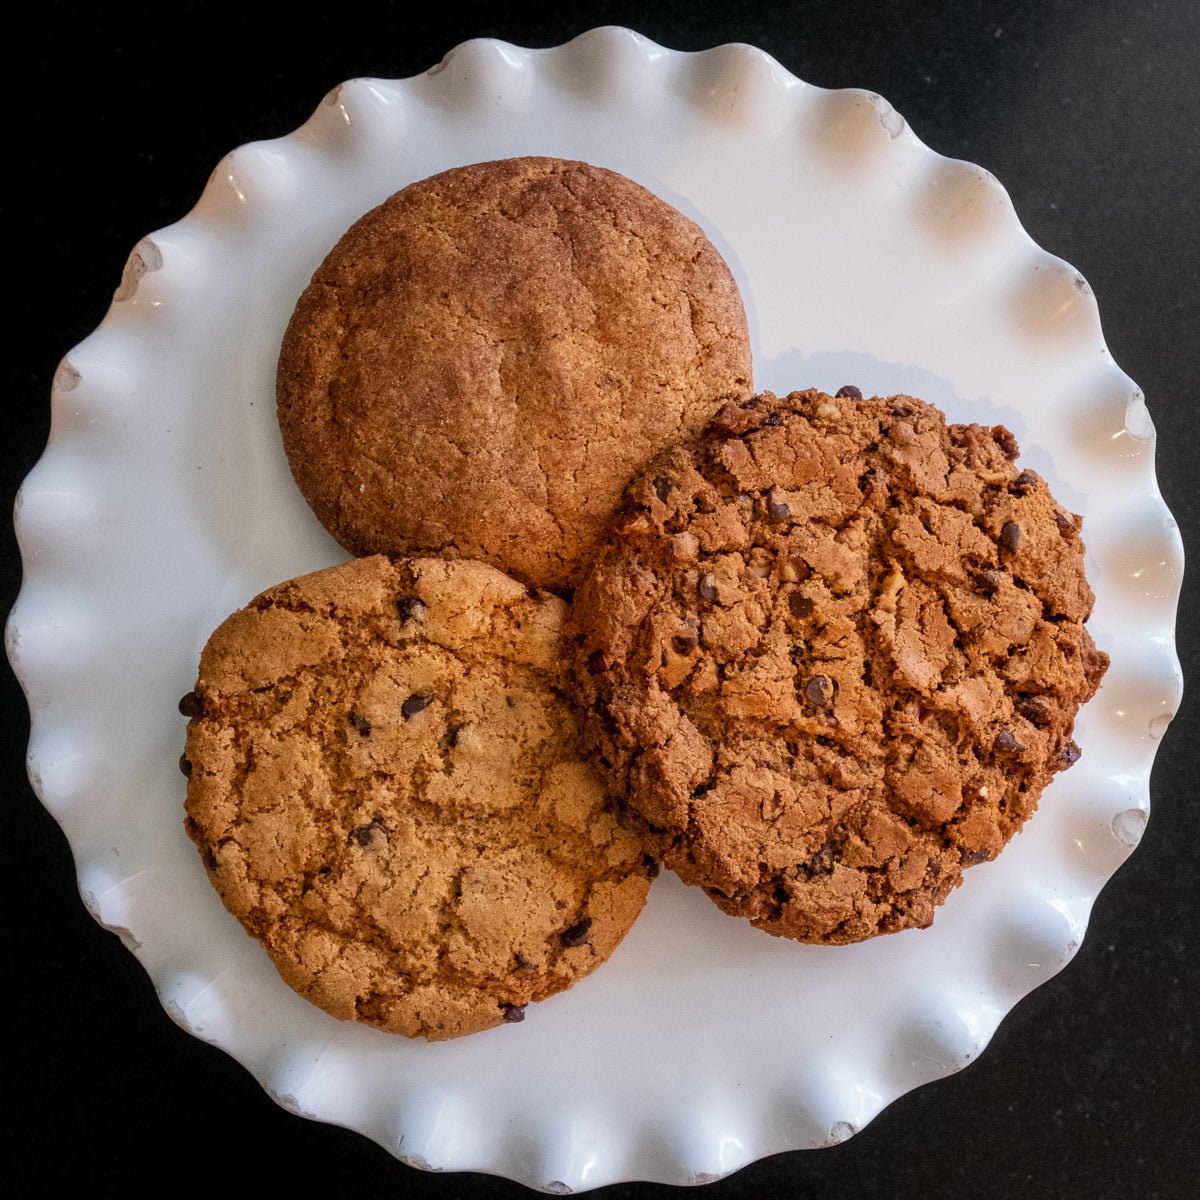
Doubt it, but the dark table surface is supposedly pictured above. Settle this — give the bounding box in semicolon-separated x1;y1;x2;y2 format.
5;2;1197;1197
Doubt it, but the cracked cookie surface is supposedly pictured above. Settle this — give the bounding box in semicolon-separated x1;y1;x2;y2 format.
567;389;1108;945
182;555;654;1040
276;156;752;595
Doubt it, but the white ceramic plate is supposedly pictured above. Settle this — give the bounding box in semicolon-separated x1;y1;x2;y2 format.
9;27;1183;1193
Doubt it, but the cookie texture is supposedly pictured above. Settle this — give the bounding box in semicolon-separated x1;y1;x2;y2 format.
276;157;752;594
568;389;1108;945
182;555;654;1040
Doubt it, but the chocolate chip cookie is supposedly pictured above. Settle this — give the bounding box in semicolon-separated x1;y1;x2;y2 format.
276;157;752;595
568;389;1108;945
181;555;654;1040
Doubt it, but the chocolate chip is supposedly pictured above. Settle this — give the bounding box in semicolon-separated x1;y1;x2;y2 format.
643;854;661;879
804;675;833;707
396;596;426;624
994;729;1024;753
891;402;912;417
1054;511;1079;538
178;691;205;718
1058;740;1082;767
697;574;718;601
348;711;372;736
671;634;698;655
992;426;1020;460
351;819;389;847
972;568;1005;596
559;919;592;948
789;592;814;618
499;1003;526;1023
835;385;862;400
961;847;992;866
767;500;791;524
401;693;431;720
1015;695;1053;726
201;846;218;872
803;843;836;877
759;412;784;427
587;650;610;675
1013;471;1038;492
653;475;677;502
1000;521;1021;553
513;954;539;972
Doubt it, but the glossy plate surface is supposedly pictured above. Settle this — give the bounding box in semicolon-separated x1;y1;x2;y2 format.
8;27;1183;1192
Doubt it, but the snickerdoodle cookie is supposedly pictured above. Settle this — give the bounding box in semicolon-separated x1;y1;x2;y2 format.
276;157;752;594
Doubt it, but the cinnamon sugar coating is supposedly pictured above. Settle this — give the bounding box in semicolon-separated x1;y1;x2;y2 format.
276;157;752;594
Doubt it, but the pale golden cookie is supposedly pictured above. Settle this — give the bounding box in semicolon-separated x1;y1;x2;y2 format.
568;389;1108;945
181;555;654;1040
276;157;752;594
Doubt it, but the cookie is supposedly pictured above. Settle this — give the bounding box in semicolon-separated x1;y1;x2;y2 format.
180;554;655;1040
568;389;1108;945
276;157;753;595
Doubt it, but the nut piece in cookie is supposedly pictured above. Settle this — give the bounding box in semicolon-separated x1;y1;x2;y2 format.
568;389;1107;945
182;555;654;1040
276;157;753;594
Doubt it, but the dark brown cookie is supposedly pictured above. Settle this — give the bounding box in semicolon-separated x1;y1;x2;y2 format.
568;389;1108;944
276;157;753;594
182;555;654;1040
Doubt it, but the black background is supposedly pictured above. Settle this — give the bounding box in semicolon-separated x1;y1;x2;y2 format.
5;2;1197;1197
